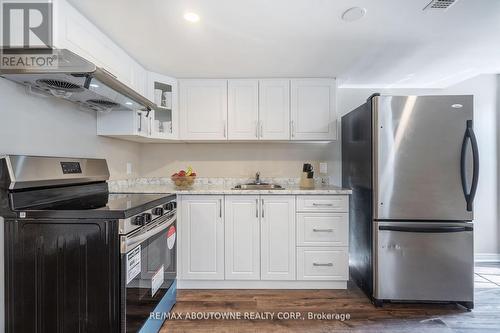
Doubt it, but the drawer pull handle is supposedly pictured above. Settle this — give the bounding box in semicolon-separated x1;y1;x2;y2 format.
313;263;333;267
313;228;333;232
312;203;334;207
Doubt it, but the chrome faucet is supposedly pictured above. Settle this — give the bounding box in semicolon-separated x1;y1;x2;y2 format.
255;172;261;184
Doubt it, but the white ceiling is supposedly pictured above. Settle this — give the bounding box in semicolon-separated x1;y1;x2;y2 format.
68;0;500;88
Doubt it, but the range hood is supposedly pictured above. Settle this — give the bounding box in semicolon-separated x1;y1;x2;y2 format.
0;49;155;112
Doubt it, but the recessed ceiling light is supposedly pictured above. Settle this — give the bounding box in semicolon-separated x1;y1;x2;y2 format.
341;7;366;22
184;12;200;23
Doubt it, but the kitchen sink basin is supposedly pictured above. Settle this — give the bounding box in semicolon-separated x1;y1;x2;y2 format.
232;183;284;190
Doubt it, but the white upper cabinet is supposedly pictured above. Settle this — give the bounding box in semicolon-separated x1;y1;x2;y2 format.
228;80;259;140
180;80;228;140
147;73;178;139
259;79;290;140
290;79;337;141
53;0;147;96
228;79;290;140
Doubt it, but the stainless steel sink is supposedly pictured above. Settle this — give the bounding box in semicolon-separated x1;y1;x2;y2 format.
232;183;284;190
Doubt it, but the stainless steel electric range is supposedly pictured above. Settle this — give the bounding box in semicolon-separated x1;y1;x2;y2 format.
0;155;177;333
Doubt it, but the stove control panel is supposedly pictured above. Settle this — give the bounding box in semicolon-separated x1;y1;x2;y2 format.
152;207;164;216
120;199;176;234
163;202;174;211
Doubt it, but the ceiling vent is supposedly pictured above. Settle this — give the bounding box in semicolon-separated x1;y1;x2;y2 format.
423;0;458;11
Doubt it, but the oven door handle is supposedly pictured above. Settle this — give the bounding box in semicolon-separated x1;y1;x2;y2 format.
121;214;175;253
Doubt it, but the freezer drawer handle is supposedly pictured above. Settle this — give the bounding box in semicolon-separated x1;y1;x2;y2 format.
313;228;334;232
378;226;473;233
312;203;333;207
313;263;333;267
460;119;479;212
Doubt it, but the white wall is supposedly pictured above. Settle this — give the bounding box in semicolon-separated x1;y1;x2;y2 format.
331;74;499;255
0;78;141;179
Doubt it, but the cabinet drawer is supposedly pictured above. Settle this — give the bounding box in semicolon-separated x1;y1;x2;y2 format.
297;247;348;281
297;213;348;247
296;195;348;212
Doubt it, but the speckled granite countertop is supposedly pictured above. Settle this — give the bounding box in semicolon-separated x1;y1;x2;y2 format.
110;184;351;195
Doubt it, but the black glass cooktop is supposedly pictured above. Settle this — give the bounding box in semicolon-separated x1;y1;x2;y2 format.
10;184;175;219
26;193;170;211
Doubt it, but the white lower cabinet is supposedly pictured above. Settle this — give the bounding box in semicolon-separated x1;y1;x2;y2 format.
225;196;260;280
178;194;349;288
260;196;296;280
179;195;224;280
297;247;349;281
297;213;348;247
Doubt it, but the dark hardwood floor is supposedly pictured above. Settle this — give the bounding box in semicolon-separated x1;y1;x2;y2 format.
161;263;500;333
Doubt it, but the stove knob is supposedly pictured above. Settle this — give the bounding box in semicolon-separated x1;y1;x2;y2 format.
133;215;145;226
164;202;174;211
172;201;177;209
152;207;164;216
143;213;152;223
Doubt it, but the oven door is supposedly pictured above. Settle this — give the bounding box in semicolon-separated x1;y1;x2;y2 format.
120;213;177;333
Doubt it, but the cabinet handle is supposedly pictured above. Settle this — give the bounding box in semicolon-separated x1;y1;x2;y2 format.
219;199;222;218
256;198;259;217
137;112;142;133
313;263;333;267
313;228;334;232
223;122;227;138
256;121;259;138
291;120;295;138
261;199;264;218
312;203;333;207
149;116;153;136
260;121;263;139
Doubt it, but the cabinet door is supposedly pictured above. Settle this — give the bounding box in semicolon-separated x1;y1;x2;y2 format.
225;196;260;280
179;195;224;279
290;79;337;140
259;79;290;140
180;80;228;140
261;196;296;280
228;80;259;140
55;0;139;92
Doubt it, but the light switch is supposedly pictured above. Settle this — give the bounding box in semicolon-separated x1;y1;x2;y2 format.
319;162;328;174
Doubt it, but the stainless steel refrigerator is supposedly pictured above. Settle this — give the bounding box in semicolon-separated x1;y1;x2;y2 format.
342;94;478;309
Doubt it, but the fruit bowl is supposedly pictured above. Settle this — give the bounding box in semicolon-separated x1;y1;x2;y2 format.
171;175;196;189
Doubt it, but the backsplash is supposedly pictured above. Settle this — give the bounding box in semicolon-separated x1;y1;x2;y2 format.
108;176;329;191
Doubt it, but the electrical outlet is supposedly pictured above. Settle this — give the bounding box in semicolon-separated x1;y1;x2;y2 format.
126;162;133;175
319;162;328;174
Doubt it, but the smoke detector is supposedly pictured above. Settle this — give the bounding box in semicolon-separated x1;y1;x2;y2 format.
423;0;459;11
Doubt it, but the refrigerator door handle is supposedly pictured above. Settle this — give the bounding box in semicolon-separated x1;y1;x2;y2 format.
379;225;473;233
460;120;480;212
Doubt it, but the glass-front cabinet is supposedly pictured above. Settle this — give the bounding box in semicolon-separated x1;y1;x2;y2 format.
147;73;178;139
97;72;177;142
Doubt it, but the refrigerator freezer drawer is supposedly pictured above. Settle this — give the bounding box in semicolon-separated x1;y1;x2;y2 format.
374;221;473;302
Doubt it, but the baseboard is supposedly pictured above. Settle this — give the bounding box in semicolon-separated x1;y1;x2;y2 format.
475;253;500;263
177;280;348;289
